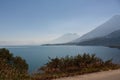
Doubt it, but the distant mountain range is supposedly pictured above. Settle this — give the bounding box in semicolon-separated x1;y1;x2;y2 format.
47;33;79;44
68;15;120;47
43;15;120;47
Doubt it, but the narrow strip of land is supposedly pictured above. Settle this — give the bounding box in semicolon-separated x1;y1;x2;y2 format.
53;69;120;80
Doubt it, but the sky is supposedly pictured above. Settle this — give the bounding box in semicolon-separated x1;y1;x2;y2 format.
0;0;120;45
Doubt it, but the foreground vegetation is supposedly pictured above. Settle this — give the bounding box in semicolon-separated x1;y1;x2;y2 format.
0;48;120;80
34;54;120;80
0;48;30;80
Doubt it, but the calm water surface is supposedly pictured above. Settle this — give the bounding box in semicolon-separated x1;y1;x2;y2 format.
1;46;120;73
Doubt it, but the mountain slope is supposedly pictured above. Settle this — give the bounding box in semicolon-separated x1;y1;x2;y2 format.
73;15;120;43
77;29;120;46
48;33;79;44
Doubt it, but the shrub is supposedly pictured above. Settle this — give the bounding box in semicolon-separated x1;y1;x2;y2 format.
35;53;120;79
0;48;30;80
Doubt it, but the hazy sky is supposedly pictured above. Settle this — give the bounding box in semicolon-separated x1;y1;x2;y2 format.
0;0;120;45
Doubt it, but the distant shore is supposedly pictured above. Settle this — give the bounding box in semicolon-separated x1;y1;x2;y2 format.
108;45;120;49
53;69;120;80
42;44;120;49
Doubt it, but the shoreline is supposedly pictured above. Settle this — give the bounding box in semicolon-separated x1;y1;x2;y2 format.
53;69;120;80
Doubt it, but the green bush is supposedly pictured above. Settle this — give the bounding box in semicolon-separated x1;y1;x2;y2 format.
0;48;30;80
35;53;120;79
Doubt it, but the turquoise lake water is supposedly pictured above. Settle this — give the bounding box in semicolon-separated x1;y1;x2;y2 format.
1;46;120;73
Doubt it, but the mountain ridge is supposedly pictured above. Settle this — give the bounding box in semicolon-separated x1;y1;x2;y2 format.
72;15;120;43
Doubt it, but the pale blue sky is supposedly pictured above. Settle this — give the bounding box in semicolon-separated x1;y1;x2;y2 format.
0;0;120;45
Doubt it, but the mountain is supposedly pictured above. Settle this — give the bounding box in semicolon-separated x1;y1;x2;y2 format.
47;33;79;44
77;29;120;46
73;15;120;43
106;29;120;38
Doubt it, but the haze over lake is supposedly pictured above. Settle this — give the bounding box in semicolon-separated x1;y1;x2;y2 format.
1;46;120;73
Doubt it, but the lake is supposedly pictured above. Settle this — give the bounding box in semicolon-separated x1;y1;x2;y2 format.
1;46;120;73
